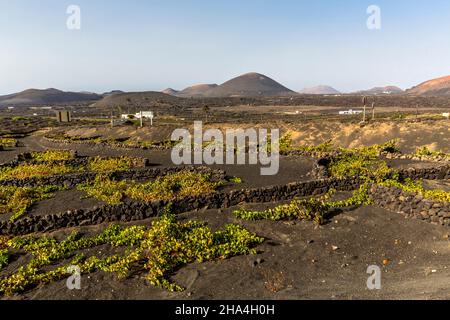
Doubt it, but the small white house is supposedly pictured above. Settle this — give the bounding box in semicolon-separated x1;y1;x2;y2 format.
136;111;154;119
443;112;450;119
121;114;135;120
339;109;363;115
121;111;154;120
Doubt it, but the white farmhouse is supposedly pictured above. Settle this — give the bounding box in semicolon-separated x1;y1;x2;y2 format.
339;109;363;115
136;111;154;119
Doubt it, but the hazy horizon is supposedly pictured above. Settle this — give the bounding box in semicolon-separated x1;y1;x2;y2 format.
2;0;450;95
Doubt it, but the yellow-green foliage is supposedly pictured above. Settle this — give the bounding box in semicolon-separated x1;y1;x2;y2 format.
280;136;399;159
0;250;7;270
122;139;155;149
228;176;243;184
0;212;263;295
88;156;136;173
78;171;220;205
0;237;8;269
78;175;128;205
296;140;335;155
415;146;449;159
30;150;74;162
0;163;78;181
0;185;60;221
327;141;398;181
278;133;294;153
0;236;8;250
127;171;220;203
123;139;177;149
380;178;450;203
328;154;393;181
234;185;373;225
0;138;17;149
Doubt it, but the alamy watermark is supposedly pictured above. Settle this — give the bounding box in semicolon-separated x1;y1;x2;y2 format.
66;265;81;290
67;5;81;30
367;5;381;30
171;122;280;176
366;265;381;290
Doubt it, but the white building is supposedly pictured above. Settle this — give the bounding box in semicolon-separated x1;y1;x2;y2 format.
121;111;154;120
136;111;154;119
339;109;363;115
443;112;450;119
121;114;135;120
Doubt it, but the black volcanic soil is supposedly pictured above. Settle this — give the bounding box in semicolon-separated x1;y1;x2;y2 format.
1;130;449;300
7;203;450;300
8;135;317;189
0;190;105;222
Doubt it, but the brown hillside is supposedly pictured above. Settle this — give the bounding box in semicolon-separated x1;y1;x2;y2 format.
176;84;218;97
407;75;450;96
0;88;101;106
204;72;296;97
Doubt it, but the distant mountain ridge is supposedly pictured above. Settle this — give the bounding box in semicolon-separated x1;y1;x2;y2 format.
356;86;404;95
203;72;295;97
161;88;179;96
299;85;341;95
159;73;296;98
176;84;218;97
103;90;124;96
0;88;101;106
92;91;181;109
9;73;450;108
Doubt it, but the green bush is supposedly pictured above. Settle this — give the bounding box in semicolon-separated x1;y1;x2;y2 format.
415;146;449;159
0;237;8;270
78;171;221;205
0;163;78;180
0;185;60;221
30;150;74;162
0;138;18;149
380;178;450;203
0;250;8;270
234;185;373;225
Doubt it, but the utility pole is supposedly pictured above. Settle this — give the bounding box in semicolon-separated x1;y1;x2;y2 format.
371;102;376;121
140;111;143;128
362;96;367;123
110;111;114;128
149;112;154;126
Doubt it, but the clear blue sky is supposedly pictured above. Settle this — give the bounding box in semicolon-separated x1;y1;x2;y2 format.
2;0;450;95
